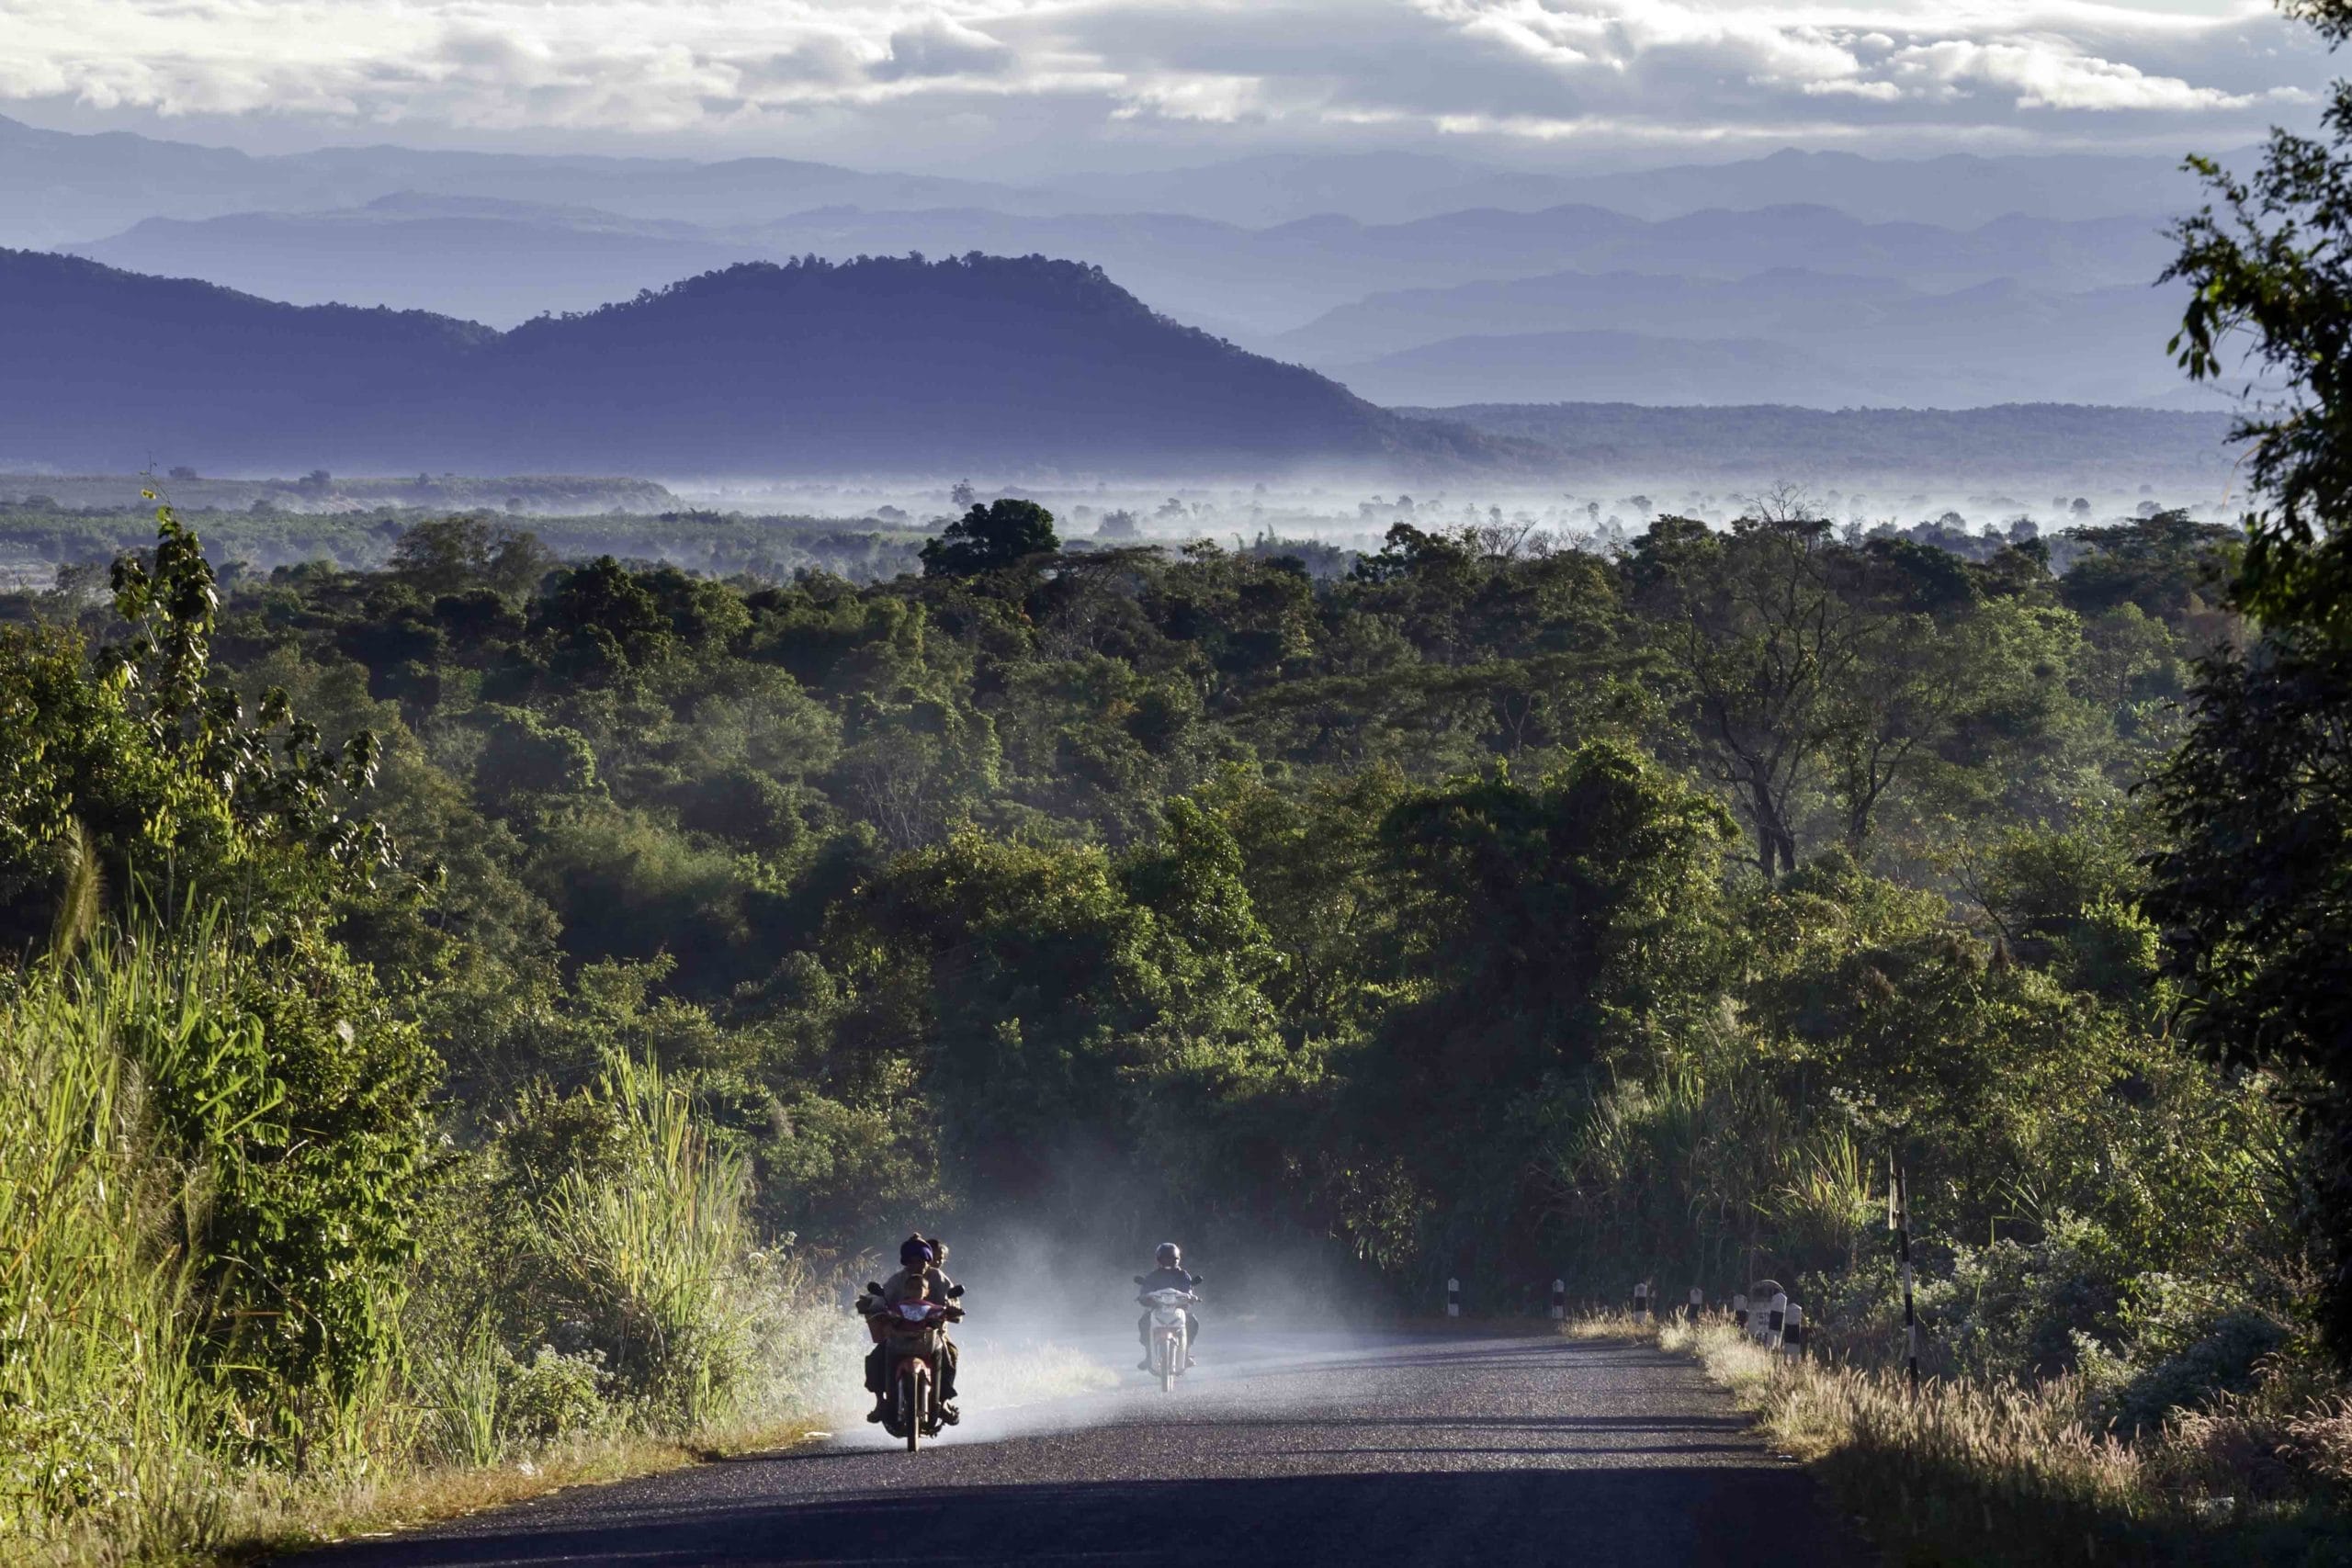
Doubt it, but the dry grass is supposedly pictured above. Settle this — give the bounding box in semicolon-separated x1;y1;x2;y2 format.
1564;1310;2352;1565
195;1417;834;1568
1560;1308;1657;1342
202;1333;1122;1565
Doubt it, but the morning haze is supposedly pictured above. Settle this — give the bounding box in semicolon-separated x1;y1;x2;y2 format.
6;2;2352;1566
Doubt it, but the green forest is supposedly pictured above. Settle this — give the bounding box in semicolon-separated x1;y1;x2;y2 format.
7;468;2349;1557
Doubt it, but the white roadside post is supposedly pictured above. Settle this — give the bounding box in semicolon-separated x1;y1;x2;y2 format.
1785;1303;1805;1356
1769;1292;1789;1350
1733;1292;1748;1332
1550;1279;1566;1321
1446;1277;1460;1319
1632;1280;1648;1321
1747;1280;1782;1344
1686;1286;1703;1322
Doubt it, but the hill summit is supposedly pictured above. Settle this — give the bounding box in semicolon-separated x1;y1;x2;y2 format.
0;250;1498;476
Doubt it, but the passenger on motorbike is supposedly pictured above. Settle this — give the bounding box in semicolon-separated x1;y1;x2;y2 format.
1135;1241;1201;1371
879;1234;955;1305
861;1235;961;1423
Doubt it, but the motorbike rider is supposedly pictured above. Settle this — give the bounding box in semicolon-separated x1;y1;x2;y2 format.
1135;1241;1202;1371
861;1235;961;1424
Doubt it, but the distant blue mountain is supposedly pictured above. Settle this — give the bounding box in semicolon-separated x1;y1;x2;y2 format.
4;109;2234;254
0;112;1049;249
1329;330;1871;409
72;196;757;324
70;192;2177;341
0;249;1506;476
1290;269;2186;407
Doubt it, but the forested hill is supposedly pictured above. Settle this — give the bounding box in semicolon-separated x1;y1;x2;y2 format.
0;249;1505;476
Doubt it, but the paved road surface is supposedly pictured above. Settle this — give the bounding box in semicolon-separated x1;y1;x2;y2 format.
284;1330;1869;1567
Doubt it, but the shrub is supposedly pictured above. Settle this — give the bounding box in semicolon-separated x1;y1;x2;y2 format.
1929;1213;2132;1379
501;1348;616;1450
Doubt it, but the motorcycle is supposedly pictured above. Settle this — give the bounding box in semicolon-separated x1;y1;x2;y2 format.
1136;1280;1199;1393
859;1284;962;1450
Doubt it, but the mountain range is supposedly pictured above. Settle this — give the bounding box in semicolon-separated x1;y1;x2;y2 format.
0;249;1508;477
4;114;2237;244
2;110;2240;416
1047;146;2239;230
69;191;2180;347
0;113;1050;252
1293;271;2185;407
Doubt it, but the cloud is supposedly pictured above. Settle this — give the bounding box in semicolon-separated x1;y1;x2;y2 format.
1886;36;2294;112
1406;0;2312;122
871;17;1014;82
0;0;2331;159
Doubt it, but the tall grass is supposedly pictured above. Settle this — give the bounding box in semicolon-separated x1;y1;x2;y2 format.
0;950;851;1566
0;940;225;1562
1549;1049;1877;1294
542;1050;756;1432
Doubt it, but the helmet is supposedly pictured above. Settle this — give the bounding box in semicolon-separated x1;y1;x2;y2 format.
1155;1242;1182;1267
899;1235;934;1268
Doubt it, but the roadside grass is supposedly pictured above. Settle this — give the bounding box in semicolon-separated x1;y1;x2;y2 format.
196;1332;1117;1564
0;943;902;1568
195;1416;835;1568
1565;1310;2352;1565
14;1316;867;1568
192;1336;1118;1565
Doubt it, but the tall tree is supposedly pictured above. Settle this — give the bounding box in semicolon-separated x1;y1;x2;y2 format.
2157;0;2352;1353
920;499;1058;578
1625;513;1860;877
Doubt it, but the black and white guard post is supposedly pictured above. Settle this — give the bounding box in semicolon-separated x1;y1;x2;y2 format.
1632;1280;1648;1321
1550;1279;1566;1321
1785;1302;1804;1355
1733;1292;1748;1331
1446;1277;1460;1319
1769;1291;1788;1349
1687;1286;1703;1322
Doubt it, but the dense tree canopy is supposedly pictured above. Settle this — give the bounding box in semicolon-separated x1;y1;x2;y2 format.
2;494;2252;1288
920;498;1060;578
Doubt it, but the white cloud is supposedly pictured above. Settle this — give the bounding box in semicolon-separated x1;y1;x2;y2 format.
1888;36;2272;111
1111;73;1283;123
1410;0;2310;120
0;0;2331;156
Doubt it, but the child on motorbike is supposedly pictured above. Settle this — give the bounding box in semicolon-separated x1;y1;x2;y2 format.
1135;1241;1201;1371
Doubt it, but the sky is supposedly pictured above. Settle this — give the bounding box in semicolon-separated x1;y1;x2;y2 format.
0;0;2333;173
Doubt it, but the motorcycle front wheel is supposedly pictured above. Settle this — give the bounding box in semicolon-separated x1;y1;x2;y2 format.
901;1364;925;1452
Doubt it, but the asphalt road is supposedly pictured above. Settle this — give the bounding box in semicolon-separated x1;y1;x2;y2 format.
283;1329;1869;1567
